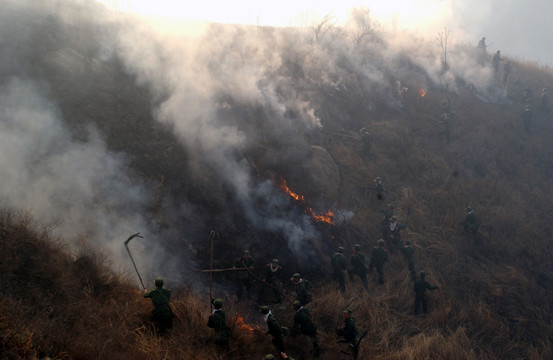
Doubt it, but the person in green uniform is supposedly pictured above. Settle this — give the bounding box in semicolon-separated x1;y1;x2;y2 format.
337;309;359;345
401;240;416;279
207;298;232;349
290;273;313;306
414;271;439;316
143;277;173;335
383;216;405;251
369;239;389;285
331;246;348;293
259;258;283;303
349;244;368;289
260;305;286;353
460;206;480;242
234;250;254;300
291;301;320;357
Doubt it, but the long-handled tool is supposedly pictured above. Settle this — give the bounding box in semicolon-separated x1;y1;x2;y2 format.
208;230;215;311
124;232;145;290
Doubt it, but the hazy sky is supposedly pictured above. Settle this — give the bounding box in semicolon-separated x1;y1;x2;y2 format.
99;0;553;68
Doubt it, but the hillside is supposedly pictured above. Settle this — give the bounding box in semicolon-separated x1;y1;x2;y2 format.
1;1;553;359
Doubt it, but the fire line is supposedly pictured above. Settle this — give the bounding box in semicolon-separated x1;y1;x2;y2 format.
276;177;334;225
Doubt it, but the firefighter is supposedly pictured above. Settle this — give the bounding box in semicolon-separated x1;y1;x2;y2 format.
234;250;254;300
460;206;481;242
331;246;348;293
291;301;320;357
290;273;313;306
383;216;405;251
359;128;373;161
259;305;287;353
401;240;416;280
369;239;389;285
349;244;368;289
143;277;173;335
259;258;283;303
414;271;439;316
337;309;359;345
207;298;232;349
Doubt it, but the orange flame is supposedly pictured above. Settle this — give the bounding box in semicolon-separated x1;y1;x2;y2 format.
417;87;426;97
276;177;305;202
276;177;334;225
236;315;255;331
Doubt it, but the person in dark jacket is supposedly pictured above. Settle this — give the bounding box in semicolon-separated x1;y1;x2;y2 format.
291;301;320;357
259;258;283;303
290;273;313;306
260;305;287;353
331;246;348;293
143;277;173;335
337;309;358;345
460;206;480;241
207;298;232;349
370;239;389;285
414;271;439;315
349;244;368;289
234;250;254;300
383;216;405;251
401;240;416;279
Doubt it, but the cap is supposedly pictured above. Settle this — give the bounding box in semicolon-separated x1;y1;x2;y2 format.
378;239;385;246
259;306;270;314
405;240;411;245
264;355;276;360
343;308;352;314
271;258;279;264
243;250;250;255
338;246;344;253
154;277;164;287
354;244;361;250
293;300;302;309
420;271;427;277
213;298;223;309
291;273;301;281
390;216;397;221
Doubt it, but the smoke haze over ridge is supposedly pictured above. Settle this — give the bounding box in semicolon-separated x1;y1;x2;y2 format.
1;0;549;289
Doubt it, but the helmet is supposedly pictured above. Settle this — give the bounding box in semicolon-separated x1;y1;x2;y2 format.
154;277;164;287
271;258;279;264
378;239;385;246
338;246;344;253
293;300;302;309
420;271;426;278
264;355;276;360
259;306;270;314
291;273;301;281
213;298;223;309
354;244;361;250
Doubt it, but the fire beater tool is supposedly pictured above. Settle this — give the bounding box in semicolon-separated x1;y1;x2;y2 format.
124;232;145;290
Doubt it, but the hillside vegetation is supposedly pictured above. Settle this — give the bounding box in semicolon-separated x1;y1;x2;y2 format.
1;1;553;359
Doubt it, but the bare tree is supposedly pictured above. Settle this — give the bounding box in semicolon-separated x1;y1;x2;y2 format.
312;14;336;41
436;27;451;73
348;7;374;48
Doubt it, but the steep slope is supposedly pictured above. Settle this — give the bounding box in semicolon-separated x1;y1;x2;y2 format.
0;1;553;359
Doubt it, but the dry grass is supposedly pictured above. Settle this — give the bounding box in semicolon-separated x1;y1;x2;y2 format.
2;5;553;358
